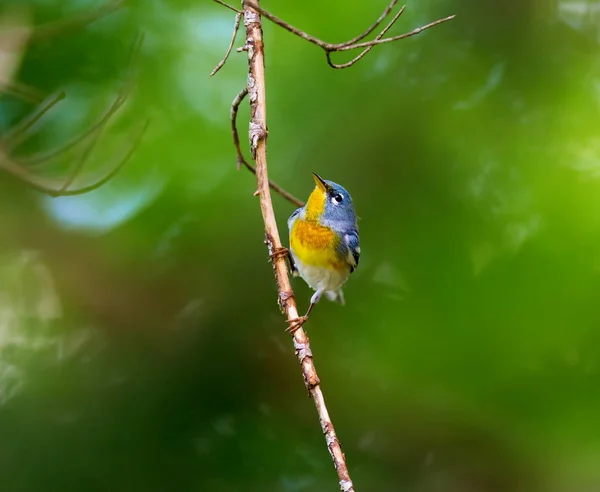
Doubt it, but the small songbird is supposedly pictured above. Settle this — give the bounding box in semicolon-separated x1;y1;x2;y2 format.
287;173;360;332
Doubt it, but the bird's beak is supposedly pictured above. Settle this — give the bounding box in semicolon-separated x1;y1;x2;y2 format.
312;172;329;192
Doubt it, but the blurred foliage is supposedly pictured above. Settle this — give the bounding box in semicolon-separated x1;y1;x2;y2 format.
1;0;600;490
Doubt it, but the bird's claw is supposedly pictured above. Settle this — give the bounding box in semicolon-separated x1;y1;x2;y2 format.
286;315;308;334
269;246;290;263
269;246;299;277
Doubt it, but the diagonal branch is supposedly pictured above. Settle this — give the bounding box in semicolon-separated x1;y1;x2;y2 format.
0;32;146;197
212;0;242;15
240;0;455;69
230;86;303;207
56;119;148;196
14;52;137;168
14;89;127;167
336;14;456;51
211;11;242;76
0;91;66;149
56;110;107;193
230;86;248;171
242;3;355;491
0;119;148;197
212;1;455;489
327;4;406;69
0;81;45;103
330;0;401;48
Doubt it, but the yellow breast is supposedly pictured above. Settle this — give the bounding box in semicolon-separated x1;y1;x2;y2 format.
290;218;345;269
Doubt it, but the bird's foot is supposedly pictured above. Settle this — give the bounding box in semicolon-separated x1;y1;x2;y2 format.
269;246;290;263
269;246;298;276
286;315;308;334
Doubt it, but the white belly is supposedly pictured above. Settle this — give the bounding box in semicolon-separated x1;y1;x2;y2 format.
292;254;350;295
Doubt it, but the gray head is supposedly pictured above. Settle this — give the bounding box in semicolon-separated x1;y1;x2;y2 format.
309;173;357;225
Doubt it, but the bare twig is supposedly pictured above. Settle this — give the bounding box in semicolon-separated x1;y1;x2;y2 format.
1;81;45;103
242;3;354;491
212;0;455;488
327;5;405;69
14;89;127;166
56;113;105;193
211;12;242;76
336;14;456;51
15;51;138;167
212;0;242;15
0;32;146;197
59;119;148;196
0;85;145;196
334;0;401;48
230;86;248;170
53;43;140;191
230;87;304;207
241;0;455;69
0;119;148;196
0;91;65;148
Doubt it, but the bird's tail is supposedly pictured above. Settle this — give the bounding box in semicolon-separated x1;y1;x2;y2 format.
325;289;345;305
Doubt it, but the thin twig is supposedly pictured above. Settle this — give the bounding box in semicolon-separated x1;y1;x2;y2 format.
212;0;242;15
56;119;148;196
327;5;406;69
242;3;355;491
337;14;456;51
9;30;141;166
0;32;146;197
0;119;148;196
0;91;66;148
240;0;455;69
230;86;304;207
0;82;45;103
335;0;400;48
211;12;242;76
15;83;131;166
230;86;248;171
56;113;105;193
243;0;328;48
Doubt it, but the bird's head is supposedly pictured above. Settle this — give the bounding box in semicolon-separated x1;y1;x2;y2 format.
305;172;356;224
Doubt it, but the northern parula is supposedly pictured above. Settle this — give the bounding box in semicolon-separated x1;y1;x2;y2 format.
286;173;360;332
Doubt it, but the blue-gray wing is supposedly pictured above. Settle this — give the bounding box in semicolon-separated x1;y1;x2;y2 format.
344;230;360;273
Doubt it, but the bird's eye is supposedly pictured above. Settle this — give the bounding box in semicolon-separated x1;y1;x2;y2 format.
332;193;343;205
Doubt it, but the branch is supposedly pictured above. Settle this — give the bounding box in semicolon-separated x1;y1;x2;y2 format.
212;0;299;207
230;86;304;207
0;32;146;196
0;91;66;149
0;81;45;103
242;0;455;69
230;86;248;171
326;5;406;69
210;11;242;76
242;3;355;491
335;15;457;51
19;31;142;168
14;78;131;166
324;0;401;49
212;0;242;15
56;108;106;193
0;119;148;197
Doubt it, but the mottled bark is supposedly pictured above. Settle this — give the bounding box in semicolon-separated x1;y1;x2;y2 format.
242;3;355;491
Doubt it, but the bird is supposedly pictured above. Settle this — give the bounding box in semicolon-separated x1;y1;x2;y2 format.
286;172;360;332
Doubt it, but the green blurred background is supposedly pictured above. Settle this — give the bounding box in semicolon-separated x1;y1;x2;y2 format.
1;0;600;490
